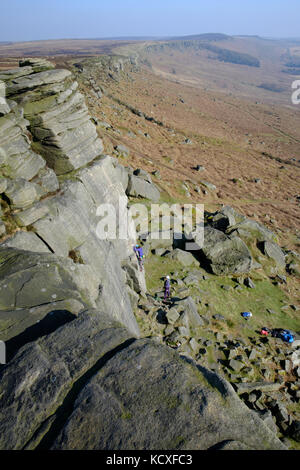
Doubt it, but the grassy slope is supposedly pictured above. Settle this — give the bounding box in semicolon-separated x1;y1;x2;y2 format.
75;57;300;250
144;253;299;337
116;35;300;106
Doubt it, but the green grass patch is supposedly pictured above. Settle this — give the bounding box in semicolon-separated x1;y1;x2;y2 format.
195;274;299;338
145;250;299;346
145;253;186;293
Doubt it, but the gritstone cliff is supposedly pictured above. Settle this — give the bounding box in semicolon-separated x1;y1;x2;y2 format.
0;59;286;450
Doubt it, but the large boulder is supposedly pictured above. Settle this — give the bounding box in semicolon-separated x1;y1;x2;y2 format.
260;241;286;268
126;174;160;202
174;296;205;330
164;248;199;267
194;227;252;275
51;339;286;450
0;308;134;450
210;206;245;231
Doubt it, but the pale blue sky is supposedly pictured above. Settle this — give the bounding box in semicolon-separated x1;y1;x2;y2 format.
1;0;299;42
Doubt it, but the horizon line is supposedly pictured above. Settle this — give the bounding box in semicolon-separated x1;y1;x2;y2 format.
1;33;300;45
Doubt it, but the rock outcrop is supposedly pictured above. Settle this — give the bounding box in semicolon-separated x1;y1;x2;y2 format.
0;328;286;450
0;248;98;344
51;339;286;450
126;173;161;202
0;308;134;450
0;60;146;337
0;61;289;451
0;59;104;175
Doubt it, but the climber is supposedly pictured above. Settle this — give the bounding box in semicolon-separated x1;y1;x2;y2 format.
163;275;171;302
133;244;144;272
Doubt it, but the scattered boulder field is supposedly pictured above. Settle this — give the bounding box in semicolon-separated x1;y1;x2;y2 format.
135;203;300;448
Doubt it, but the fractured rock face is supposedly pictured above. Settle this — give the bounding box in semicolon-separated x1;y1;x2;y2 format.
1;62;104;175
1;156;143;335
126;173;160;202
0;308;134;450
0;247;100;342
0;110;45;181
5;178;43;209
0;59;146;334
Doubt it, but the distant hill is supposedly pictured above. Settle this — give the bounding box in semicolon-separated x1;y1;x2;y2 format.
144;39;260;67
168;33;231;42
114;34;298;105
0;34;298;105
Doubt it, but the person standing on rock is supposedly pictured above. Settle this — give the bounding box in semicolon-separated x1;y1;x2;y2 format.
134;244;144;272
164;275;171;301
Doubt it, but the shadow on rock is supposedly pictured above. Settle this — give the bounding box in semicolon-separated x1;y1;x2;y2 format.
6;309;76;362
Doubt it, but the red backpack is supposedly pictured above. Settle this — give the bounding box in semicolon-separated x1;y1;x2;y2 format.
261;327;270;336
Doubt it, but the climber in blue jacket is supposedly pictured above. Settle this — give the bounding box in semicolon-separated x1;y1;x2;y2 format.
134;244;144;271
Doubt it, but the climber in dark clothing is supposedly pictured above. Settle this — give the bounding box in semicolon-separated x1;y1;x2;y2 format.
133;244;144;271
164;275;171;301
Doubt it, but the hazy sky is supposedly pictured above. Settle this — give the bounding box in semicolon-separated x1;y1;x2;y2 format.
1;0;299;42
